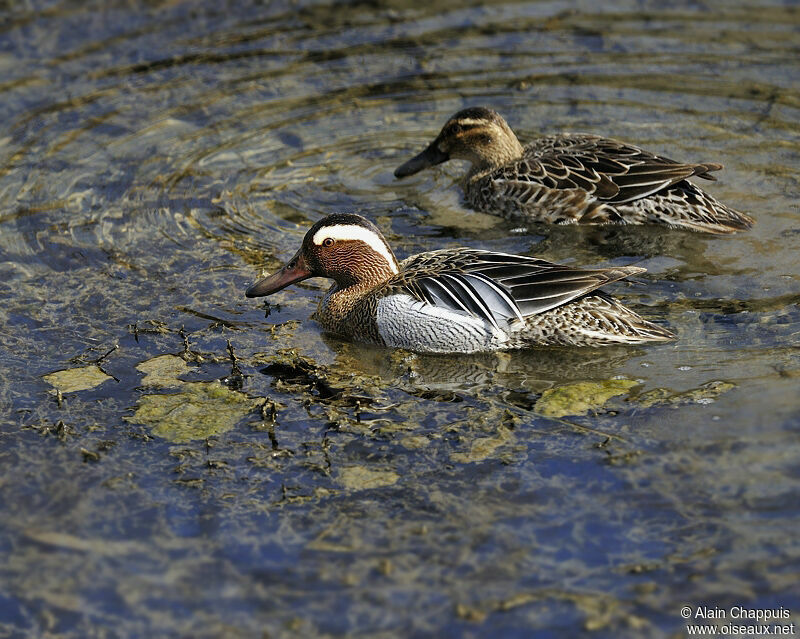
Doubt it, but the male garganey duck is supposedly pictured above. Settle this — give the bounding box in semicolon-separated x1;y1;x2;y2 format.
246;213;674;353
394;107;754;234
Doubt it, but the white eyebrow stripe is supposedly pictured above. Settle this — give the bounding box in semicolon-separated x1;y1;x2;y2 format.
312;224;399;274
453;118;488;127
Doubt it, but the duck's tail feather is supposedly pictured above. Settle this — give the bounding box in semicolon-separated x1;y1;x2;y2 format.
638;182;754;234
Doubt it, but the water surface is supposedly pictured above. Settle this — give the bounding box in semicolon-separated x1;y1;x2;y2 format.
1;1;799;637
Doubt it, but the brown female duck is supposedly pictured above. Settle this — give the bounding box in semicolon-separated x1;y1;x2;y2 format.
394;107;754;234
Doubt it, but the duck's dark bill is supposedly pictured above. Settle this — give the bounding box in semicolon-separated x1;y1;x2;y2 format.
246;252;311;297
394;143;449;178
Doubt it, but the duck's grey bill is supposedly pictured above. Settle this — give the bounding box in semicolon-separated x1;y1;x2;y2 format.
246;252;311;297
394;143;449;178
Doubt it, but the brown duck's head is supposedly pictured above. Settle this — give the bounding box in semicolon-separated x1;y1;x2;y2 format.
245;213;400;298
394;106;524;178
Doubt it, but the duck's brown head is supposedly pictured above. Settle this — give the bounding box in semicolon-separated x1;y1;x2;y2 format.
394;106;524;178
245;213;400;298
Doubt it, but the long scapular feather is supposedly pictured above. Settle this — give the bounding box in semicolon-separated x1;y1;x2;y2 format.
416;277;472;314
511;278;599;302
438;274;501;330
461;273;524;323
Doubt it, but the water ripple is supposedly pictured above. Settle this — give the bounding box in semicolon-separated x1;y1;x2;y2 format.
0;3;799;635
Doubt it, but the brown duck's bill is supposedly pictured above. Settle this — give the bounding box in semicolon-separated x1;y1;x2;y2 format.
245;252;311;298
394;143;449;178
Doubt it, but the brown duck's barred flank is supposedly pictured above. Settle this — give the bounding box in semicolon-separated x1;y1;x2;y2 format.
246;214;674;354
394;107;754;234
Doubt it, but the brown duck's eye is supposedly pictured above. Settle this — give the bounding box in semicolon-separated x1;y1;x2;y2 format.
322;237;334;247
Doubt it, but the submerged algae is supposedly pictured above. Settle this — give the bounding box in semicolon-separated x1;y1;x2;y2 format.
450;425;515;464
534;379;639;418
135;354;192;388
126;381;259;443
338;466;400;490
43;365;113;394
635;380;736;408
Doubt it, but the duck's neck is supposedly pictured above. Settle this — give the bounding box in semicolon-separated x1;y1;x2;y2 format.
466;133;525;180
315;277;390;332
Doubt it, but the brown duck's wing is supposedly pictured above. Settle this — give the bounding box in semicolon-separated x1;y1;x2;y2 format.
499;135;723;205
394;249;645;327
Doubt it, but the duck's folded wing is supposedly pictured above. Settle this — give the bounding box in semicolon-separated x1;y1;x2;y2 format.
405;271;522;330
499;136;723;204
398;251;645;326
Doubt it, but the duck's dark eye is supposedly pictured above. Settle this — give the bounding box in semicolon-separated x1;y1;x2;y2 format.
322;238;334;247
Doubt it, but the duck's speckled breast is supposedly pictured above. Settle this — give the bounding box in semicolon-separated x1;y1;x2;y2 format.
375;294;507;354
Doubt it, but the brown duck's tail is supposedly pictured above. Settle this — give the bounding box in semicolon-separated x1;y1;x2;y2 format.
604;297;675;344
629;316;677;342
568;294;675;345
648;182;755;235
